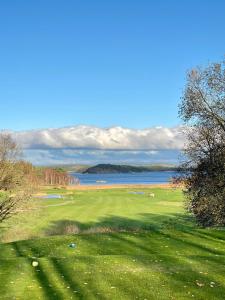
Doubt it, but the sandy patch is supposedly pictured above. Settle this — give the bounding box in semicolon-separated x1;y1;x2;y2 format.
66;183;178;191
34;192;48;197
158;201;183;206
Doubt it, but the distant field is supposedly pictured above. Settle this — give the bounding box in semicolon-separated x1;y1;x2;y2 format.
1;187;225;299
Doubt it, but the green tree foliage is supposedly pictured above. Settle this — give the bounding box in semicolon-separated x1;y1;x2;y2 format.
179;60;225;226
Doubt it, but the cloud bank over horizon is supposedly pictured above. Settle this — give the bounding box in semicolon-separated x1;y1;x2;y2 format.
2;125;185;165
9;125;185;151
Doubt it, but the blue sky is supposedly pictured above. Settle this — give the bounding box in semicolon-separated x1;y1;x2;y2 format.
0;0;224;164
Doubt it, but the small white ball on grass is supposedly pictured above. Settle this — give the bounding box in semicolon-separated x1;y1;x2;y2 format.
32;261;39;267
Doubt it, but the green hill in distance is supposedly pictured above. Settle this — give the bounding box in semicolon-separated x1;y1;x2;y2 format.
40;163;178;173
83;163;178;174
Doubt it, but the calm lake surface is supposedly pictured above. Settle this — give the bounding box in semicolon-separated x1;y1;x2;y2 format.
71;171;178;185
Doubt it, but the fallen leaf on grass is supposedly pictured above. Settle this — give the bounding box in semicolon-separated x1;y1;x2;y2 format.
196;281;204;287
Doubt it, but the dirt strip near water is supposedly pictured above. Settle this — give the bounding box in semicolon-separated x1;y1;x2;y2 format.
66;183;179;190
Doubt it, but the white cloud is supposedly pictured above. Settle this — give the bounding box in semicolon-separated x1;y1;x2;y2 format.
9;125;185;151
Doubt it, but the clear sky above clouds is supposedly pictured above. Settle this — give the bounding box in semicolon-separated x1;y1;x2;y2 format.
1;0;224;164
1;0;225;131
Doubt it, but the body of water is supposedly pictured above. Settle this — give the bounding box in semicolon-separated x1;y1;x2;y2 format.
71;171;178;185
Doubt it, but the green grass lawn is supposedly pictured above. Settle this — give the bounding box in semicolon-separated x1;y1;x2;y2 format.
1;187;225;299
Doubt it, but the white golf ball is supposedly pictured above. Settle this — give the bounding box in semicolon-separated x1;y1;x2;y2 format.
32;261;39;267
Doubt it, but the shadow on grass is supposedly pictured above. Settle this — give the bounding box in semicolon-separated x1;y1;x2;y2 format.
8;234;225;300
12;242;65;300
2;212;225;299
44;212;195;236
43;212;225;253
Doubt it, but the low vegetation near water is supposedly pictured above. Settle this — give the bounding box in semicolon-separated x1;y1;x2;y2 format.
1;187;225;299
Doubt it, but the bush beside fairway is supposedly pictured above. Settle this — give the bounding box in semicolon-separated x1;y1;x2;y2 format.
0;188;225;299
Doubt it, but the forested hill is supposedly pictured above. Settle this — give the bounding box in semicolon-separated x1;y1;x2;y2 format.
83;164;177;174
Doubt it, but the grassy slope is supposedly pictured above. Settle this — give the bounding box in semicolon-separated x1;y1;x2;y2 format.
0;188;225;299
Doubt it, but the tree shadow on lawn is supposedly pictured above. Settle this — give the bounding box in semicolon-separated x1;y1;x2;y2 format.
3;213;225;299
11;241;89;300
10;241;137;300
8;232;225;300
44;212;195;235
44;212;225;255
12;242;65;300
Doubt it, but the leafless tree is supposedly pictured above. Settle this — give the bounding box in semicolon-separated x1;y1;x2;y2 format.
39;167;78;186
0;134;36;223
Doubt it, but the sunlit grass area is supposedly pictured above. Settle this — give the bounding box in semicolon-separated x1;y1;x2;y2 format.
1;187;225;299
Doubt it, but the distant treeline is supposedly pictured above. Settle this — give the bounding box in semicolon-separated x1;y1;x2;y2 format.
37;167;79;186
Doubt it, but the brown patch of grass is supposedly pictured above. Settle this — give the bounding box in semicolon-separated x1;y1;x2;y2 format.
46;221;80;236
1;227;35;243
45;221;150;236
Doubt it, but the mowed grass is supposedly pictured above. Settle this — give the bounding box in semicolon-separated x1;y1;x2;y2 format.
1;187;225;299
